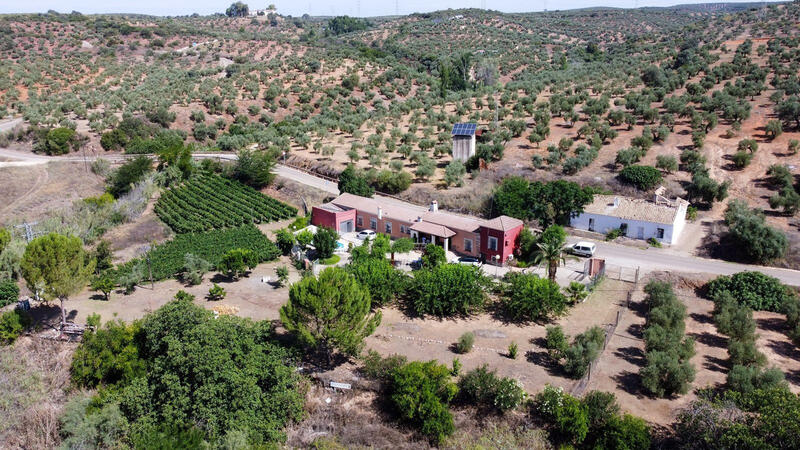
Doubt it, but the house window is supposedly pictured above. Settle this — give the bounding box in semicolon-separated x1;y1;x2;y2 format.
588;218;595;231
400;225;406;234
385;222;392;234
488;236;498;251
464;238;473;253
656;228;665;239
370;218;377;230
357;216;363;227
620;223;628;234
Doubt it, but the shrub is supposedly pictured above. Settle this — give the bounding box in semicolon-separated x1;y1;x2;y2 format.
421;243;446;269
545;325;569;360
208;283;226;300
0;279;19;307
389;361;458;443
275;229;295;255
182;253;211;286
726;365;786;394
0;309;31;345
707;271;795;312
502;272;568;322
217;248;257;279
732;150;753;168
409;264;488;317
618;165;663;190
563;326;606;378
107;156;152;198
455;332;475;354
71;320;144;387
338;165;374;197
361;350;407;382
535;385;589;444
508;341;518;359
347;256;408;307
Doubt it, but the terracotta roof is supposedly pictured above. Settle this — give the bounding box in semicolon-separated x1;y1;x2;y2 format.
484;215;524;232
329;193;521;235
582;195;686;225
410;221;456;238
421;210;484;233
331;193;422;223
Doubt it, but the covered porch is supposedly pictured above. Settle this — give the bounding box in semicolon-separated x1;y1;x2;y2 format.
409;221;456;253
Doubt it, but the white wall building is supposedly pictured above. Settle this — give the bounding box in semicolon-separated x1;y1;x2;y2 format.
570;189;689;245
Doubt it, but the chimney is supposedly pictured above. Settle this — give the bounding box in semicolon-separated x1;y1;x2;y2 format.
430;200;438;213
417;216;422;222
613;197;620;208
378;207;383;220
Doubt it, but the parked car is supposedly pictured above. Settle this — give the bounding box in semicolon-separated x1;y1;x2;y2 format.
356;230;376;240
456;256;483;267
570;242;597;257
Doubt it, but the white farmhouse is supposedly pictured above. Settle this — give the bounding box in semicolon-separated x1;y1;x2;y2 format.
571;189;689;245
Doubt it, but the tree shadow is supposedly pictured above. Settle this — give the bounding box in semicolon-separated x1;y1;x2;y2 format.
613;370;645;396
28;304;77;328
756;317;787;333
689;331;728;349
626;323;644;339
690;312;713;325
786;368;800;387
627;299;648;319
525;350;563;376
766;339;800;360
703;355;729;373
614;346;645;366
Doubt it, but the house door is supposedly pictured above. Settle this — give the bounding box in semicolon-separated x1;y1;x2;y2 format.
340;220;353;233
636;226;644;239
588;218;595;232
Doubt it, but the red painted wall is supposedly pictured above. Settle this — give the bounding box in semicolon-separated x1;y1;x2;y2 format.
311;207;355;232
479;224;523;264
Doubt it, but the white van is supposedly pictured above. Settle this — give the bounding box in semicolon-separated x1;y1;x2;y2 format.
571;242;597;257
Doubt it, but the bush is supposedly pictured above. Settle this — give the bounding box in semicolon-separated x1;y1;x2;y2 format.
361;350;407;382
563;326;606;378
502;272;568;322
71;320;144;387
409;264;488;317
535;385;589;444
455;332;475;354
208;283;226;300
458;365;525;413
508;341;518;359
347;257;408;307
726;365;786;394
0;279;19;307
107;156;152;198
389;361;458;443
618;165;663;190
217;248;257;279
732;150;753;168
707;271;795;312
0;309;31;345
275;229;295;255
545;325;569;360
338;165;374;197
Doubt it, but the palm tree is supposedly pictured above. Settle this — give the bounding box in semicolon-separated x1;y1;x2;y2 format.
533;235;575;283
564;281;589;304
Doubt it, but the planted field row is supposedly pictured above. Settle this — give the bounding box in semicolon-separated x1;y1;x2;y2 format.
155;175;296;233
115;224;280;282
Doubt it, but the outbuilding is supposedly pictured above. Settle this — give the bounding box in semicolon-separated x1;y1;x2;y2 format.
570;189;689;245
451;123;477;162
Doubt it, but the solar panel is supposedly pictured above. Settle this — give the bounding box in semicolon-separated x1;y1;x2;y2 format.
451;123;477;136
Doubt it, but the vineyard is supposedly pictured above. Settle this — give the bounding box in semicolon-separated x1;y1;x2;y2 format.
116;224;280;281
154;175;297;233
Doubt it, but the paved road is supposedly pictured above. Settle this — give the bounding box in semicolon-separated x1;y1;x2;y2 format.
0;117;22;133
2;146;799;286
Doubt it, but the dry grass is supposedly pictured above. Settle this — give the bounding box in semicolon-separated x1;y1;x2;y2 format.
0;337;77;450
